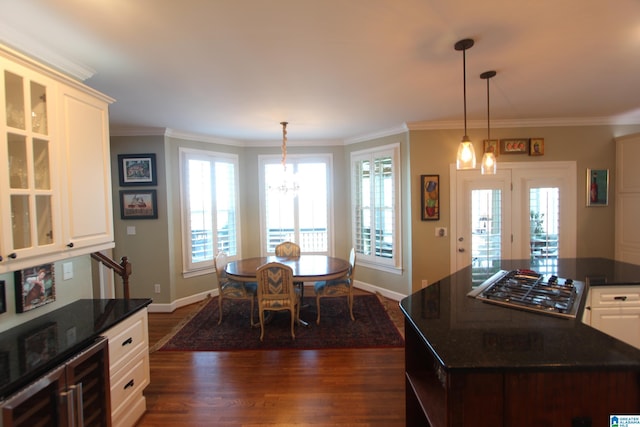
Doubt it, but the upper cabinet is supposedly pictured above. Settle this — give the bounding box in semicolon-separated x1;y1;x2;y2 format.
615;133;640;266
0;45;114;273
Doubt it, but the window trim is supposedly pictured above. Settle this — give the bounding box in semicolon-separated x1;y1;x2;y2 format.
179;147;241;277
350;143;402;274
258;153;334;256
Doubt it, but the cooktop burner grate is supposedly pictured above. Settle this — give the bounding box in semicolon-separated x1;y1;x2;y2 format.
467;269;585;319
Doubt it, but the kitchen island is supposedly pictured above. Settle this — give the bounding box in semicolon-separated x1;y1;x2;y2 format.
400;258;640;427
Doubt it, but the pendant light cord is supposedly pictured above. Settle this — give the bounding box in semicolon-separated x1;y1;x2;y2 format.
463;49;468;136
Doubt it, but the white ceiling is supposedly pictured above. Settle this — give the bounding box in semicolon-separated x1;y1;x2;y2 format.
2;0;640;143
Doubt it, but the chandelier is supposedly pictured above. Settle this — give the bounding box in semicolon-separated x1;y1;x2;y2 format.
272;121;299;195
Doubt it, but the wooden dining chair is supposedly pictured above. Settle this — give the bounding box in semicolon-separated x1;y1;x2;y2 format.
256;262;301;340
314;247;356;324
275;241;301;257
214;252;257;327
274;241;305;300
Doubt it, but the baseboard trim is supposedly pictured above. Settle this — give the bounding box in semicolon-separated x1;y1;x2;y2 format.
147;281;405;313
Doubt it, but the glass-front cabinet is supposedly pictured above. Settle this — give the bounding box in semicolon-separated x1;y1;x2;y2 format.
1;63;60;264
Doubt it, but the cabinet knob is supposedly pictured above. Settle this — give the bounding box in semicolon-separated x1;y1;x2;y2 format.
7;253;17;259
67;242;74;248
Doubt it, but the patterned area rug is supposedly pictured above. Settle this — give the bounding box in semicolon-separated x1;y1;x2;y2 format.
156;294;404;351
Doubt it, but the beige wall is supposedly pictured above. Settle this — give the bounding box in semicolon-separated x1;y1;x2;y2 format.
108;123;640;306
408;124;640;293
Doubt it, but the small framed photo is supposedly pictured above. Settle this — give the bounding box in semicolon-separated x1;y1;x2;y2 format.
500;138;529;154
120;189;158;219
483;139;499;157
529;138;544;156
0;280;5;314
118;153;157;186
421;175;440;221
586;168;609;207
14;264;55;313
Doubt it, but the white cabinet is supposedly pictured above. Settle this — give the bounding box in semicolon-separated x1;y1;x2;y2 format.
584;286;640;350
102;308;150;427
0;44;114;272
615;133;640;265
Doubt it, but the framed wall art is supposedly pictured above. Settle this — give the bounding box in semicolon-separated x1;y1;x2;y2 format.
586;168;609;206
0;280;5;314
14;263;55;313
120;189;158;219
500;138;528;154
483;139;499;157
421;175;440;221
118;153;157;186
529;138;544;156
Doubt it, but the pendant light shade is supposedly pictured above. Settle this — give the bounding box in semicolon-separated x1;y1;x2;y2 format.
480;70;497;175
455;39;476;170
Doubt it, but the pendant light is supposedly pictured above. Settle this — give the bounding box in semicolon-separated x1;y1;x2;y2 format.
455;38;476;170
480;70;497;175
270;121;299;195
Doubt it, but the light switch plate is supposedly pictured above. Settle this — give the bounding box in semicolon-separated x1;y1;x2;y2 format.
63;262;73;280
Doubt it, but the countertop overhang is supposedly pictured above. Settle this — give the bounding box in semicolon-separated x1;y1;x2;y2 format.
400;258;640;372
0;298;152;400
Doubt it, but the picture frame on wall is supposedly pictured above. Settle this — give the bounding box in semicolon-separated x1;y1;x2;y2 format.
14;264;56;313
500;138;529;154
118;153;157;186
483;139;499;157
120;189;158;219
529;138;544;156
0;280;5;314
421;175;440;221
586;168;609;206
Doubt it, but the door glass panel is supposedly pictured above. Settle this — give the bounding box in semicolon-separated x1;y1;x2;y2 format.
30;81;48;134
4;71;25;129
471;189;503;286
32;139;50;190
8;133;28;189
36;195;53;245
11;195;31;249
529;187;559;272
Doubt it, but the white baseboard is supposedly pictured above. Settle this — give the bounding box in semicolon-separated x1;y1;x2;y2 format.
147;282;406;313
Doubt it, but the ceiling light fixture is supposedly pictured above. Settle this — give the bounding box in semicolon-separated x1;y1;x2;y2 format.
272;121;299;195
454;38;476;170
480;70;497;175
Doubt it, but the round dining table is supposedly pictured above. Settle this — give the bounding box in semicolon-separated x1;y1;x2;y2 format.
225;255;350;283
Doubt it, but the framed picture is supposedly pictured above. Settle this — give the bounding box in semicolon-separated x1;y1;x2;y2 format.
19;322;58;372
500;138;529;154
14;264;55;313
120;189;158;219
483;139;499;157
421;175;440;221
586;168;609;206
118;153;157;186
0;281;5;314
529;138;544;156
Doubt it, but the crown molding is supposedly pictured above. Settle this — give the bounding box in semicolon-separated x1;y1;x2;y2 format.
345;123;409;145
407;115;640;130
0;24;95;81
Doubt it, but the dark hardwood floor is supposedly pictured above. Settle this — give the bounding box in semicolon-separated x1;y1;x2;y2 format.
137;291;407;426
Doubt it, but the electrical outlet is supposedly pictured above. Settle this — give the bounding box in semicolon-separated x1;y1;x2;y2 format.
154;284;161;293
421;279;429;288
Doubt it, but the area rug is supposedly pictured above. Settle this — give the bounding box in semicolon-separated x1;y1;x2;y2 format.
156;294;404;351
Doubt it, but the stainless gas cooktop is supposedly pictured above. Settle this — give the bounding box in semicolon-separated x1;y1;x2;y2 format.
467;269;585;319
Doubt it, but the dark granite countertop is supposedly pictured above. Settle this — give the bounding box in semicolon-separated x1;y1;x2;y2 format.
400;258;640;372
0;298;152;400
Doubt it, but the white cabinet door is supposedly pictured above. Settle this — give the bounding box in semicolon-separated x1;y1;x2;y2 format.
615;133;640;265
586;286;640;350
59;85;114;251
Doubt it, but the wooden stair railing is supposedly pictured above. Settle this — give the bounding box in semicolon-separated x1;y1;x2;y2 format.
91;252;132;299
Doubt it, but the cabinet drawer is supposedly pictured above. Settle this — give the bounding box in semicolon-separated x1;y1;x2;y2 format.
110;350;150;416
103;309;148;373
591;286;640;306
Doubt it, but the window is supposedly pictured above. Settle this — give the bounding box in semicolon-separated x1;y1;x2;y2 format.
180;148;239;275
351;144;401;272
260;154;332;254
